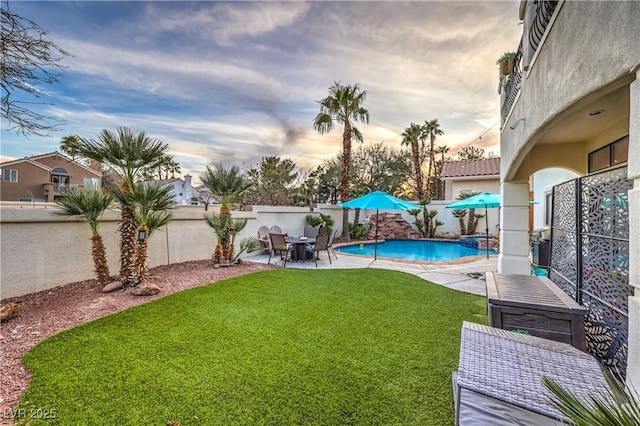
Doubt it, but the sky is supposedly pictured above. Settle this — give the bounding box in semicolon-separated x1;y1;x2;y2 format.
1;1;523;182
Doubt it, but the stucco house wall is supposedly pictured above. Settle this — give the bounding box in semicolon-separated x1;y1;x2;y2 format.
499;0;640;386
0;161;50;201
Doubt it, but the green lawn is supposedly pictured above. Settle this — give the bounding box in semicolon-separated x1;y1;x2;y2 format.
19;269;487;425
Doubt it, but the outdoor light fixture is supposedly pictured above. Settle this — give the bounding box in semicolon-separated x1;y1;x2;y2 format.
137;229;147;242
509;118;526;130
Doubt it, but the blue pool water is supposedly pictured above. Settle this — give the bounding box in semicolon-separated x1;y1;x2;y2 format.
336;239;496;262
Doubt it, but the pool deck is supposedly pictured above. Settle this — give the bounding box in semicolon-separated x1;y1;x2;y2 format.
244;251;495;296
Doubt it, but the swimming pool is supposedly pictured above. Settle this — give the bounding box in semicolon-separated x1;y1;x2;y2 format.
336;239;496;262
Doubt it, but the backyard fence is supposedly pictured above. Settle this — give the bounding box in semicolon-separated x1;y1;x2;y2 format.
549;166;633;376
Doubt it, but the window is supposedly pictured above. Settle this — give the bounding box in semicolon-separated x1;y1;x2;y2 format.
2;169;18;182
83;177;100;188
52;167;69;174
588;135;629;173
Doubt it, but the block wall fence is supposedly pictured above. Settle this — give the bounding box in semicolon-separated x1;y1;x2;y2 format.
0;200;493;299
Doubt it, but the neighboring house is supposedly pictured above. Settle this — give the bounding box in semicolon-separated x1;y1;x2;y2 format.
498;1;639;384
192;184;218;207
0;152;102;202
145;174;197;205
440;157;500;201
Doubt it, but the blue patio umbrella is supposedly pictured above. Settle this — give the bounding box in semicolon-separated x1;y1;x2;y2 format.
446;192;501;258
341;191;416;260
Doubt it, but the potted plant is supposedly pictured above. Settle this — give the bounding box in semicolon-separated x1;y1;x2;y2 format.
496;51;516;76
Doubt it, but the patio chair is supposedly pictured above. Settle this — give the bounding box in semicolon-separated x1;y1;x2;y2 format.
303;226;317;238
305;232;331;268
258;226;271;254
327;229;338;259
270;225;283;237
268;233;293;266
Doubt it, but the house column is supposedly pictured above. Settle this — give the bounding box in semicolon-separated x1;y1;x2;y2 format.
498;181;531;275
626;69;640;388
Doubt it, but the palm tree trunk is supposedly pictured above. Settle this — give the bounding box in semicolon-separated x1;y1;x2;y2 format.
427;134;436;198
119;203;137;282
411;141;423;201
133;229;149;285
466;208;476;235
340;121;353;241
91;233;110;286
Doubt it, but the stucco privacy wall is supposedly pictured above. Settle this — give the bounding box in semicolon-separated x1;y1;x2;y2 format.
0;204;344;299
0;199;500;299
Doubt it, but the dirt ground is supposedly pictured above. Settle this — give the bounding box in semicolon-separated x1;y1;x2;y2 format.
0;260;278;424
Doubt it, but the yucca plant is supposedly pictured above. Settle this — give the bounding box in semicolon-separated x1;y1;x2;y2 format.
407;208;424;237
54;187;113;286
543;371;640;426
452;209;467;235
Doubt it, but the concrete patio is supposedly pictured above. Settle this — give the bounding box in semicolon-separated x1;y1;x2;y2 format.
245;251;495;296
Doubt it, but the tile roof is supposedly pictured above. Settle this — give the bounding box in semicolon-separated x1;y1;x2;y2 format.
440;157;501;178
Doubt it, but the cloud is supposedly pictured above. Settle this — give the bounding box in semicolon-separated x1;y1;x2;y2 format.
2;1;522;175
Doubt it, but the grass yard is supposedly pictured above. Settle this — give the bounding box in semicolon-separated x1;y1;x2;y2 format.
19;269;487;425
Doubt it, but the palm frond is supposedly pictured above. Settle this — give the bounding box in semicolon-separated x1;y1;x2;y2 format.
54;187;113;234
543;372;640;426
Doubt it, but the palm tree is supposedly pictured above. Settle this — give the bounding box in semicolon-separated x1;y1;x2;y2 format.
200;163;252;264
75;127;169;282
114;182;173;285
60;135;82;160
434;144;450;199
54;187;113;286
313;82;370;241
423;119;444;198
401;123;426;234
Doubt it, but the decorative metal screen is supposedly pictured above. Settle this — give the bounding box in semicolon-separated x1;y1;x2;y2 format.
549;167;633;376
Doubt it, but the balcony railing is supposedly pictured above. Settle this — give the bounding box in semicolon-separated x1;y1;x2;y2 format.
53;183;81;195
501;0;559;123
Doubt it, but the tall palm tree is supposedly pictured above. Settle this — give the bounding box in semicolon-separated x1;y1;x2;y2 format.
54;187;113;286
423;119;444;198
75;127;169;282
433;144;450;199
200;163;252;264
401;123;426;201
313;82;370;241
113;182;173;285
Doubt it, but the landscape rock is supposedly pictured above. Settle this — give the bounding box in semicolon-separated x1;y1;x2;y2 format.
0;303;21;322
102;281;122;293
131;284;161;296
367;213;420;240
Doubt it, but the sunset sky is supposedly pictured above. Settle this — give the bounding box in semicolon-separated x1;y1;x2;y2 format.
1;1;522;180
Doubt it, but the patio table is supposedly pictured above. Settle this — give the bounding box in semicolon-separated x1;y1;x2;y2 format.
286;237;316;262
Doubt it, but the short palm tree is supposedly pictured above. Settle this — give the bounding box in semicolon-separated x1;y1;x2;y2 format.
313;81;370;241
424;119;444;198
54;187;113;286
75;127;169;282
113;182;173;285
200;163;252;264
